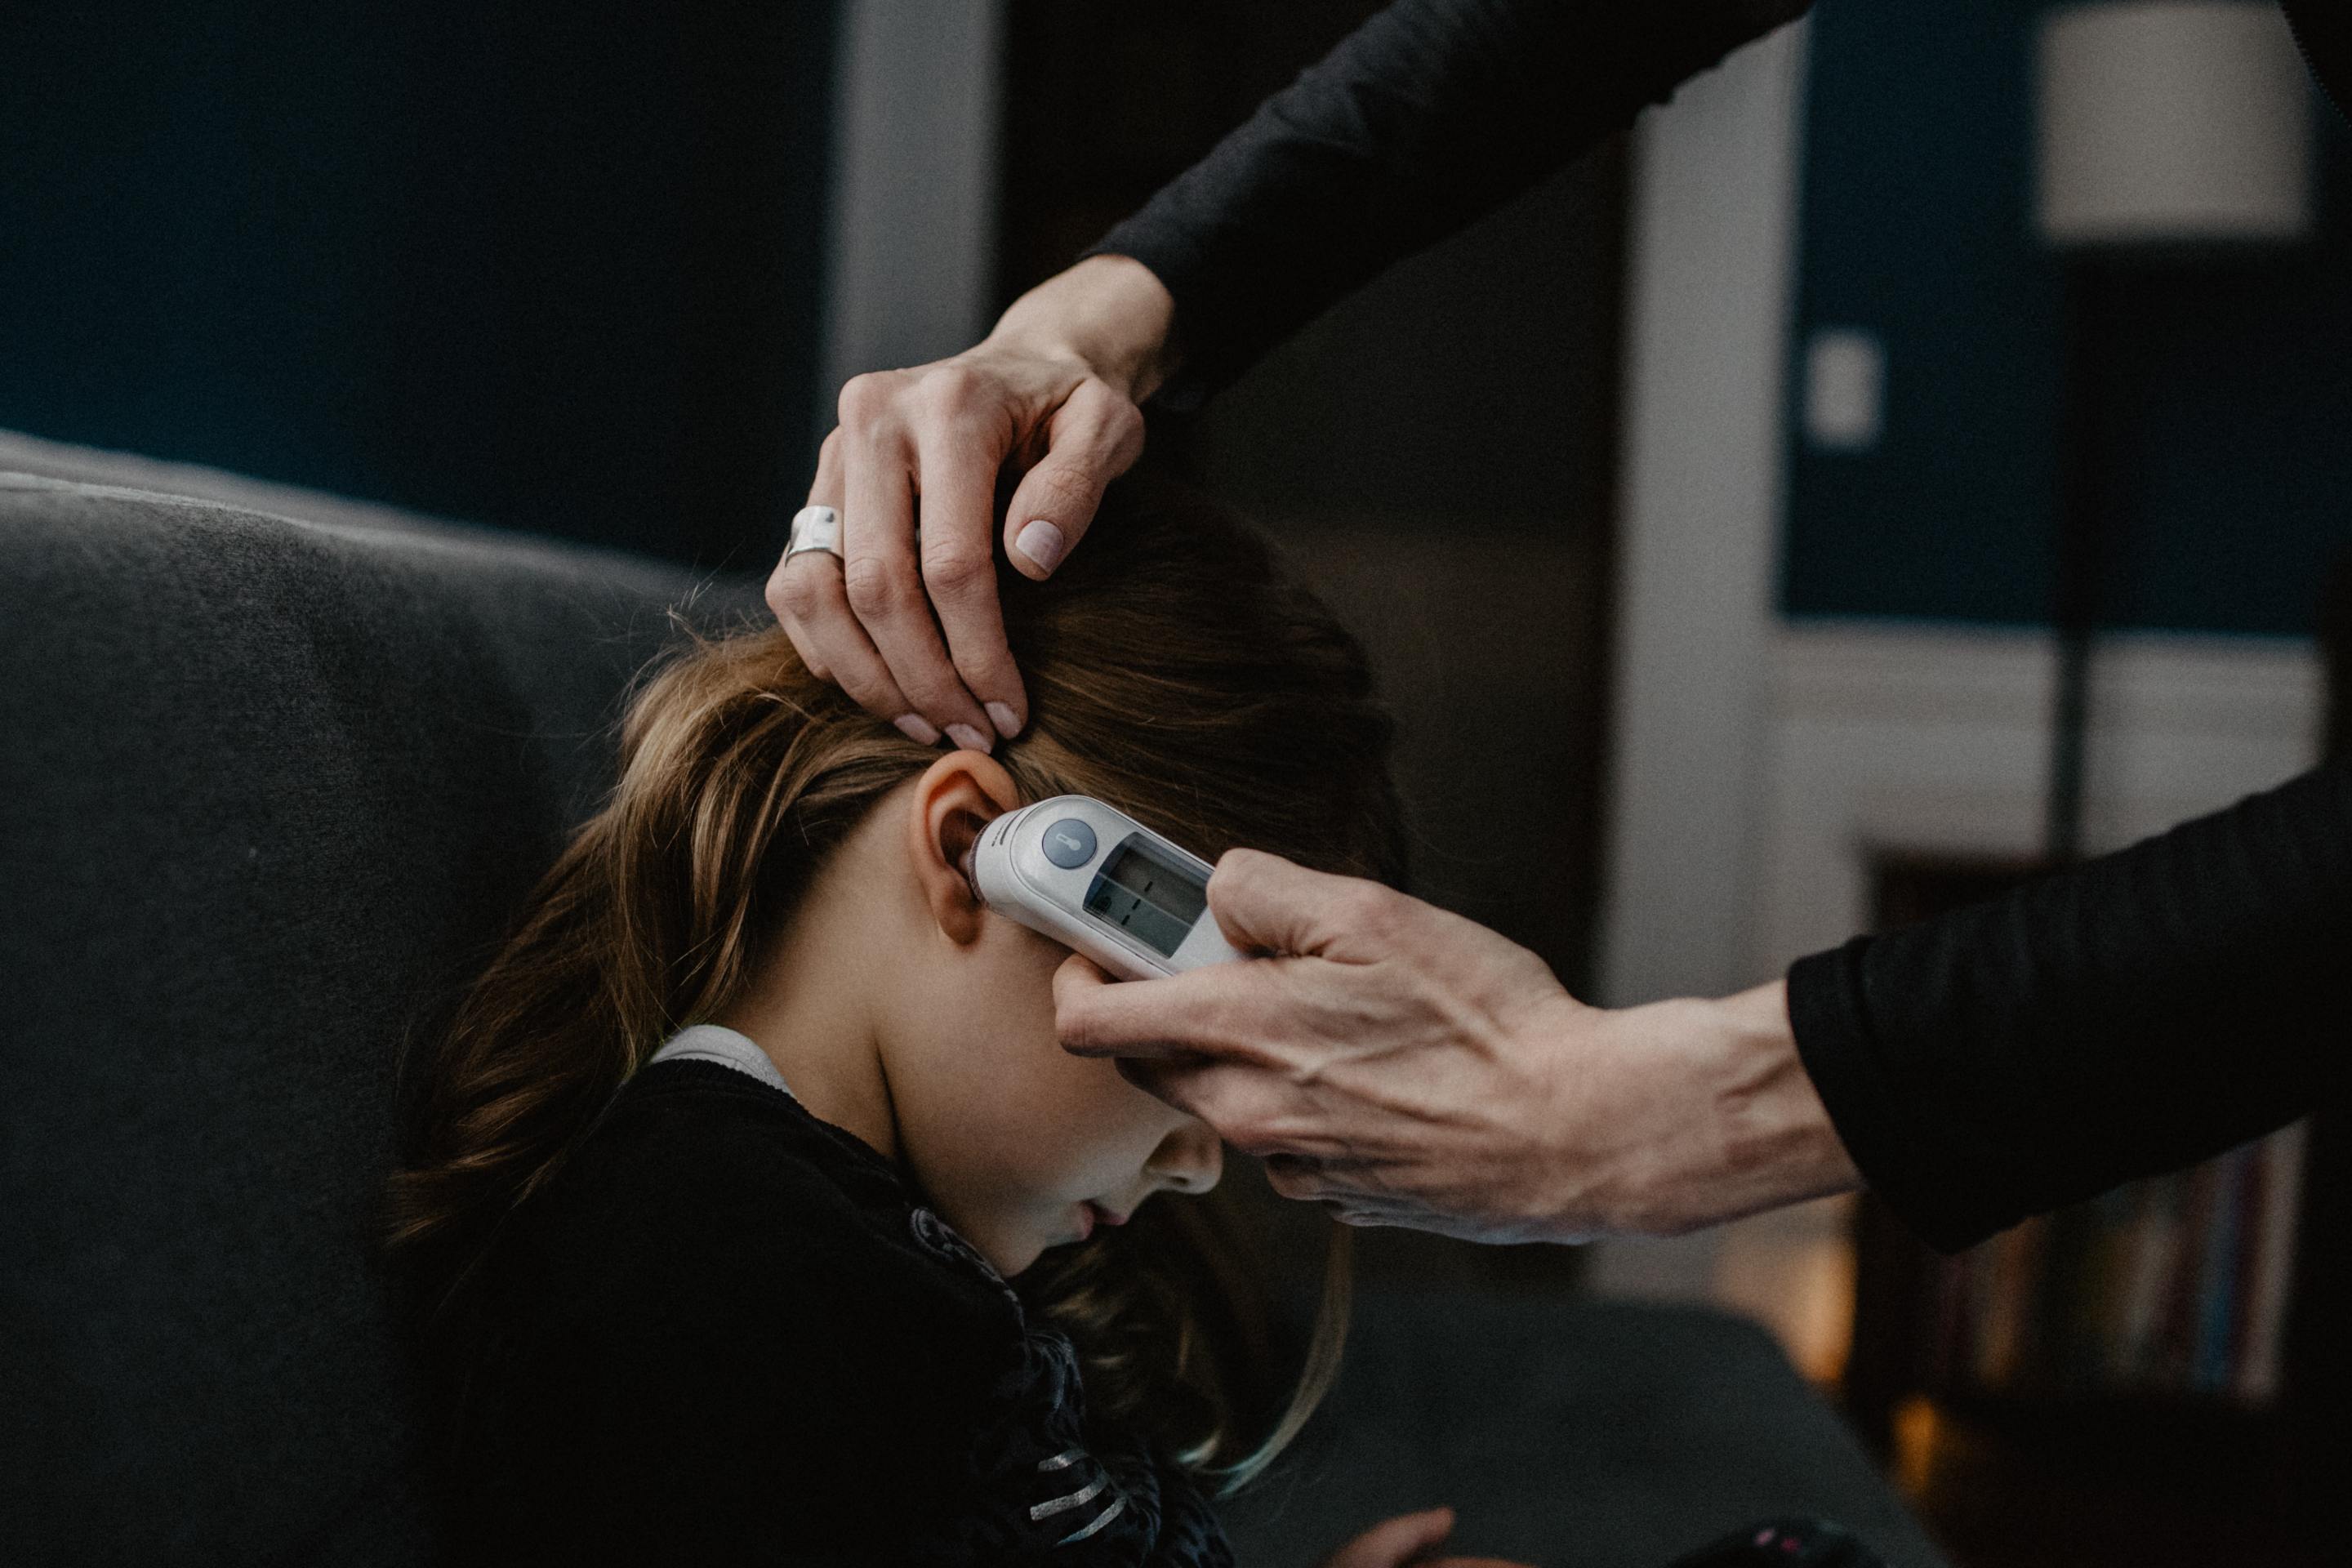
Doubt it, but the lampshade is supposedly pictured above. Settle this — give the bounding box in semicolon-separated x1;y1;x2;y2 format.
2036;1;2314;247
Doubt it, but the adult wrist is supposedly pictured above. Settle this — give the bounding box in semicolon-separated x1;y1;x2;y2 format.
1554;983;1859;1239
985;254;1179;404
1700;980;1863;1223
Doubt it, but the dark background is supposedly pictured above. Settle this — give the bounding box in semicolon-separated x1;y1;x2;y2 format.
11;4;2350;628
1;2;838;568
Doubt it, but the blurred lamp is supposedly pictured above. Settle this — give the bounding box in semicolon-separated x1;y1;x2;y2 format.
2038;1;2314;247
2029;2;2315;860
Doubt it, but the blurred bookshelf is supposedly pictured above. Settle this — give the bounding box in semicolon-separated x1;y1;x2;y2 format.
1845;858;2343;1566
1837;571;2352;1566
1894;1123;2307;1410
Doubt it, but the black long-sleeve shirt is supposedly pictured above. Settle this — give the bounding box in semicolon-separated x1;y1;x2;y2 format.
1089;0;1814;404
1089;0;2350;1252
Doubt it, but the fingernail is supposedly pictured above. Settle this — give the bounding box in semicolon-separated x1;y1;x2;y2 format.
1013;519;1066;573
893;714;942;746
946;723;991;754
985;701;1022;739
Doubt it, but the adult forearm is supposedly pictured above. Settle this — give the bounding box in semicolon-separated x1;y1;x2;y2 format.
1088;0;1816;401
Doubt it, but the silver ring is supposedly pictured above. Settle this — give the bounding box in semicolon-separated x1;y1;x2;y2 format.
784;505;842;565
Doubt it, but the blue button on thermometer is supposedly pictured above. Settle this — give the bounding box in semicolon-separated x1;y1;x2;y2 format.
1041;817;1096;868
969;795;1243;980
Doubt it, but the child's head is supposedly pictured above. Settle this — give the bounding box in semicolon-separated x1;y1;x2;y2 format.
710;746;1231;1278
392;470;1401;1480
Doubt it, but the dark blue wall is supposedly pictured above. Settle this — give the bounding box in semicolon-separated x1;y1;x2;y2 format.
1783;0;2352;636
1;3;839;568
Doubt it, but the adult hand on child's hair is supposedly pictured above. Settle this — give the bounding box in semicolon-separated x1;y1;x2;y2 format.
1055;851;1861;1243
773;255;1174;750
1319;1506;1535;1568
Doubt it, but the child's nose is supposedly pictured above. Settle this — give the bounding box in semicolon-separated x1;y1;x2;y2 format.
1146;1120;1223;1195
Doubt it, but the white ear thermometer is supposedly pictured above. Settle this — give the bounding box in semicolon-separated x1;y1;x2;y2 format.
969;795;1244;980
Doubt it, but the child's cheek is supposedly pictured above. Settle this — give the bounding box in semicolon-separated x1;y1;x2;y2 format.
1089;1058;1180;1177
1012;1055;1135;1191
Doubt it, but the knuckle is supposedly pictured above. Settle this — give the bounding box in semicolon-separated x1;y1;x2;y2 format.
915;363;983;416
836;372;900;426
771;567;826;621
1337;880;1398;937
841;556;912;620
1068;379;1146;459
920;545;995;602
1095;390;1146;447
1224;1114;1281;1159
1213;846;1266;891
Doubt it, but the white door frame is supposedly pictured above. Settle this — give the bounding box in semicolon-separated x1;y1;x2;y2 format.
818;0;1005;433
1588;20;1815;1297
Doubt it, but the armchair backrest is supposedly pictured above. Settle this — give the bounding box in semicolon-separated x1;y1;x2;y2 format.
0;439;756;1565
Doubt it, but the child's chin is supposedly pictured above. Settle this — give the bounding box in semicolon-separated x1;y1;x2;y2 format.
1004;1229;1094;1277
984;1233;1051;1279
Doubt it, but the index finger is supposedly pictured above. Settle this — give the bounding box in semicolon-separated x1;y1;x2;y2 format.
916;428;1027;738
1121;1057;1349;1160
1052;949;1293;1062
840;421;996;748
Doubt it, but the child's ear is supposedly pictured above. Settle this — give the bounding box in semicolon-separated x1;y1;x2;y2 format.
906;751;1022;945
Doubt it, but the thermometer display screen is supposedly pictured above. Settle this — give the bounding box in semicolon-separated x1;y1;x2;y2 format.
1084;837;1208;958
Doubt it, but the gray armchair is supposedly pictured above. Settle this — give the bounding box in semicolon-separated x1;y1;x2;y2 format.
0;431;1945;1566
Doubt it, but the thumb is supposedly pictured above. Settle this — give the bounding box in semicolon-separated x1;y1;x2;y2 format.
1207;849;1405;963
1320;1507;1456;1568
1001;378;1143;580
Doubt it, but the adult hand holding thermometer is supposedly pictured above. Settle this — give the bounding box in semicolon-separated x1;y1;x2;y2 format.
970;794;1857;1247
1047;844;1860;1246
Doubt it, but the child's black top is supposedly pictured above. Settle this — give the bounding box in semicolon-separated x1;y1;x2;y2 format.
443;1055;1232;1566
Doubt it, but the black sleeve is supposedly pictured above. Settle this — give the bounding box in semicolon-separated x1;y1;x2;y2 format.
1085;0;1814;404
1788;756;2352;1253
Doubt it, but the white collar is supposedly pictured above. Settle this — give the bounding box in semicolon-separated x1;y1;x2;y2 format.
646;1023;795;1100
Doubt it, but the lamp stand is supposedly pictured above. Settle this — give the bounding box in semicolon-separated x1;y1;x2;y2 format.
2045;256;2116;865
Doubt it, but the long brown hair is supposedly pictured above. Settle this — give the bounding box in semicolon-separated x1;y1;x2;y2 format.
388;471;1402;1489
